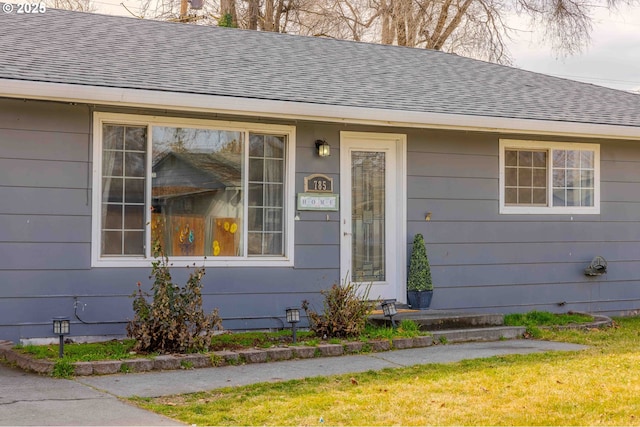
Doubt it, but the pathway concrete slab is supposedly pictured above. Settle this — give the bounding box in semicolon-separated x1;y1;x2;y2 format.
0;364;182;426
76;340;587;398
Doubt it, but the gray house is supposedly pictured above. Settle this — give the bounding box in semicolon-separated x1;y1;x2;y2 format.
2;9;640;343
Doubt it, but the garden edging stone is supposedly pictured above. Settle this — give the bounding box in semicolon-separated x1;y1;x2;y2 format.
0;336;436;377
0;314;612;377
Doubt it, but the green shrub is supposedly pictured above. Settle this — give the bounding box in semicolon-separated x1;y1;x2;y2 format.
407;233;433;291
126;242;223;354
302;279;377;339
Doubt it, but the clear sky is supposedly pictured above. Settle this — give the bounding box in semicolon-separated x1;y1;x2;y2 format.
91;0;640;93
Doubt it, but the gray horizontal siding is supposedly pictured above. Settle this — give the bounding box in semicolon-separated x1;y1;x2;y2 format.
0;158;89;188
0;243;90;270
0;187;91;215
0;128;89;161
0;214;91;243
2;99;640;341
406;129;640;316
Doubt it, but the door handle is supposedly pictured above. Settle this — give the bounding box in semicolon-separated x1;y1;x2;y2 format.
343;232;352;236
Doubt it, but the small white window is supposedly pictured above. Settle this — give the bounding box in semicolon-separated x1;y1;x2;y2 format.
499;140;600;214
92;113;295;267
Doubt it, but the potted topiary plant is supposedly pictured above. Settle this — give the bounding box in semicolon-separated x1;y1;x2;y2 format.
407;233;433;310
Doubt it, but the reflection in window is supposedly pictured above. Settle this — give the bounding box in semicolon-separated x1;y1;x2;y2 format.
151;127;244;257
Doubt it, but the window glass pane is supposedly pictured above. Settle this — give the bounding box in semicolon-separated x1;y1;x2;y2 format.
101;124;147;257
103;177;123;203
551;148;595;208
566;189;580;206
505;167;517;186
532;151;547;167
264;159;284;182
553;189;566;206
263;233;283;255
566;150;580;168
533;189;547;205
102;231;122;255
103;125;124;150
248;207;263;231
249;134;264;157
248;132;286;256
125;152;145;177
504;149;547;207
264;184;283;207
553;170;565;188
103;152;123;177
248;184;263;206
124;179;145;203
505;150;517;166
518;168;532;186
124;231;144;255
566;170;580;187
124;205;145;229
518;151;532;167
553;150;566;168
581;151;594;168
532;169;546;187
581;170;594;188
102;204;122;229
101;122;289;259
265;135;284;158
125;127;146;151
247;232;262;255
249;158;264;181
518;188;532;204
152;127;244;257
265;208;283;231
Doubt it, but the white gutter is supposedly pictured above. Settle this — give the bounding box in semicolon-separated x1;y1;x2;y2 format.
2;78;640;140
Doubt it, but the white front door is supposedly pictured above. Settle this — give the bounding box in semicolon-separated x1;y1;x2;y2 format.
340;132;406;302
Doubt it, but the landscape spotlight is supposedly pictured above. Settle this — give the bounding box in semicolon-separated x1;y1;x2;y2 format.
286;307;300;344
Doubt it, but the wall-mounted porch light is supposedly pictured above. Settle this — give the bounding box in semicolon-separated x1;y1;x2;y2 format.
52;316;70;358
286;307;301;344
315;139;330;157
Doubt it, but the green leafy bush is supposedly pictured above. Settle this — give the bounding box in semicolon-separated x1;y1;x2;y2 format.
126;243;223;354
302;279;377;339
407;233;433;291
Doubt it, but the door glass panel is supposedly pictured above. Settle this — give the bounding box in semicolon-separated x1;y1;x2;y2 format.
351;151;385;282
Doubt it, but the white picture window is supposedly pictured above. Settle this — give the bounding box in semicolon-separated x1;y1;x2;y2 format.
499;140;600;214
92;113;295;267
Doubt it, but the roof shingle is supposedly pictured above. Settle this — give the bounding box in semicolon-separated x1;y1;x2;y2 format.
1;8;639;127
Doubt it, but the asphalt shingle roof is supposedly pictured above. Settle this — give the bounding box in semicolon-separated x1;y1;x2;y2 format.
1;8;640;127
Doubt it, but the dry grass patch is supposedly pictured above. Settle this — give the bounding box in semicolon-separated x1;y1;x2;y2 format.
132;317;640;426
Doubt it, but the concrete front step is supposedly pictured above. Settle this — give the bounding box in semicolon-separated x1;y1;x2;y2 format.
432;326;526;343
369;309;505;331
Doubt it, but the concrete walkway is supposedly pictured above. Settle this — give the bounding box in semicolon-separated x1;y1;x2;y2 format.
1;339;587;426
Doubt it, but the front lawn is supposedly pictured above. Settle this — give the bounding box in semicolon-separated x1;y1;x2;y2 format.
131;316;640;426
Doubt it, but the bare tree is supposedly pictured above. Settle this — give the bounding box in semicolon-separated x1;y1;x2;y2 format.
292;0;638;63
47;0;95;11
136;0;639;64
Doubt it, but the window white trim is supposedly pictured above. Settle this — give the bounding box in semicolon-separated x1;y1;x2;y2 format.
91;112;296;267
499;139;600;215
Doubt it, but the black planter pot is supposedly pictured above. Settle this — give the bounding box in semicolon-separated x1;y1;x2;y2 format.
407;290;433;310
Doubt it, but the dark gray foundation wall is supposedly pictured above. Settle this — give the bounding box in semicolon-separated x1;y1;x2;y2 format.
1;97;639;342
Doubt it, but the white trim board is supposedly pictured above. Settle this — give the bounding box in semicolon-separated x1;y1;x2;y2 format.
3;79;640;140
